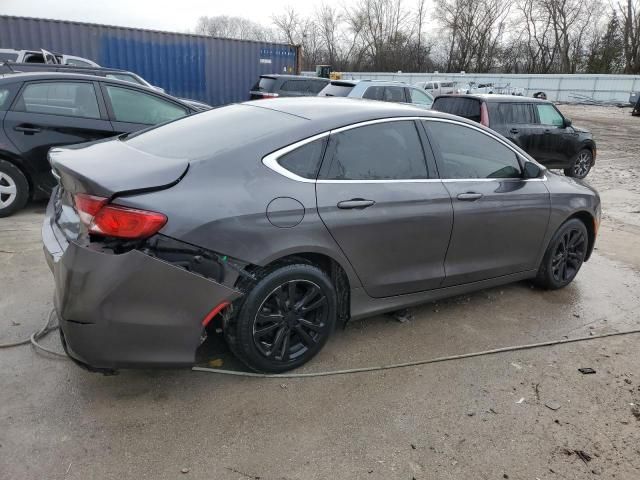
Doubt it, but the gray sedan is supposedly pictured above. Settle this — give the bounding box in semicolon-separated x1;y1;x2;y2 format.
43;97;600;373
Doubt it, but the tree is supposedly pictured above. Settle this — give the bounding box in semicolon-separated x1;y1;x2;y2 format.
619;0;640;73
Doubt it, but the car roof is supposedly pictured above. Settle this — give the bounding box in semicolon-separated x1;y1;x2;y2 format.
0;71;191;106
260;74;328;81
244;96;471;131
1;62;136;75
436;93;549;103
330;79;408;86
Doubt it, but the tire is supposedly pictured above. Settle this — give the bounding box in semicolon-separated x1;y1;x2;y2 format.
534;218;588;290
227;264;337;373
0;160;29;218
564;149;593;179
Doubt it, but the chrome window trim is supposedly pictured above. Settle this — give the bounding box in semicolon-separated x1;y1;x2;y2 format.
262;116;547;184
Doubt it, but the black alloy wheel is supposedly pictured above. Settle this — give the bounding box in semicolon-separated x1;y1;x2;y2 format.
535;218;588;289
227;264;337;372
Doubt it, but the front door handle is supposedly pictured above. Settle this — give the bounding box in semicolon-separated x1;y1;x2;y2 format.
14;125;42;134
337;199;375;210
457;192;483;201
510;128;519;134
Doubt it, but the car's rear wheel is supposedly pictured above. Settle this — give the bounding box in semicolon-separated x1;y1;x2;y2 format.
0;160;29;218
564;149;593;179
227;264;337;373
534;218;588;290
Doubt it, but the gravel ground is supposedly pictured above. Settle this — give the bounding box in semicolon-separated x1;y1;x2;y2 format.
1;104;639;479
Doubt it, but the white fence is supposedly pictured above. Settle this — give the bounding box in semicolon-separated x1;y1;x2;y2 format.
303;71;640;103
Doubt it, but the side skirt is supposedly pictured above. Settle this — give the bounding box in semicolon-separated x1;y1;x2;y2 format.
349;270;537;321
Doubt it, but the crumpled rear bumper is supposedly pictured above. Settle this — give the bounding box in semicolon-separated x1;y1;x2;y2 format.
42;195;241;370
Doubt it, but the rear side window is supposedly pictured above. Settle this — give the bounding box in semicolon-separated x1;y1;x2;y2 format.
426;121;521;179
308;80;328;94
277;138;326;179
105;85;188;125
432;97;481;122
536;104;564;126
0;88;12;110
383;86;406;103
15;82;100;118
363;86;384;100
252;77;277;92
65;58;92;66
318;82;355;97
324;121;427;180
489;103;536;125
279;80;308;93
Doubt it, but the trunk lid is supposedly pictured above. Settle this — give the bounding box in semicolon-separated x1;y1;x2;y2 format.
49;137;189;198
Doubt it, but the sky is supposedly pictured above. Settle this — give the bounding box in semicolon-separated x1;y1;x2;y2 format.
1;0;317;33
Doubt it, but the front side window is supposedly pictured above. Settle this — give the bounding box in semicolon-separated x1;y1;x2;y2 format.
426;121;521;179
15;82;100;118
536;104;564;126
409;88;433;106
277;138;326;179
0;88;11;110
324;121;427;180
105;85;188;124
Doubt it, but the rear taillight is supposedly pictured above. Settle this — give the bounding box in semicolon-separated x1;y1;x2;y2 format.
480;102;489;127
259;92;279;99
74;193;167;239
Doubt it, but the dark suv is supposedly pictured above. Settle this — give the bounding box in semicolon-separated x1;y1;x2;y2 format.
432;95;596;178
250;75;329;99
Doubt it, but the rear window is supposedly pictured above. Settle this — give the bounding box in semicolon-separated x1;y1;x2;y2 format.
125;104;303;160
0;52;18;62
318;82;355;97
432;97;481;122
279;80;308;93
252;77;277;92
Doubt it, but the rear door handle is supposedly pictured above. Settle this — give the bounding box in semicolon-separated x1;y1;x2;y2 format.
457;192;483;201
510;128;519;134
337;199;375;209
14;125;42;134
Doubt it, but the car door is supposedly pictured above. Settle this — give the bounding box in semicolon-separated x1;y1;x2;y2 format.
100;83;190;134
423;119;550;286
488;102;537;153
316;119;454;298
3;79;113;195
530;103;574;167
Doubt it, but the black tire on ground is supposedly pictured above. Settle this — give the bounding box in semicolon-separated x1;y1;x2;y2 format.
227;264;337;373
0;160;29;218
564;149;593;179
534;218;589;290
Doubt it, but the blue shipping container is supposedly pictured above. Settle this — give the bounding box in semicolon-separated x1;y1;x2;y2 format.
0;15;299;106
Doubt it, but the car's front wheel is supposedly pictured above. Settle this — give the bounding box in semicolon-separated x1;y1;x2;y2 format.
564;149;593;179
534;218;588;290
0;160;29;218
226;264;337;373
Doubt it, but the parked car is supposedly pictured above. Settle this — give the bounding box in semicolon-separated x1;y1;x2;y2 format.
250;74;329;99
432;94;596;178
318;80;433;108
0;63;211;111
415;80;457;97
0;72;200;217
43;97;600;374
0;48;99;67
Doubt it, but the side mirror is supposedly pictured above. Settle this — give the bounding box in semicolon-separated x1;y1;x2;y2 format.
523;161;542;179
563;117;572;128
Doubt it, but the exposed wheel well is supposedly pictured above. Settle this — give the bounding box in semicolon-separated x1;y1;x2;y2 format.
242;253;351;325
567;211;596;261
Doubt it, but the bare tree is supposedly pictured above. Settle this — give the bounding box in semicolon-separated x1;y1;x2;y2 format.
195;15;274;41
619;0;640;72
